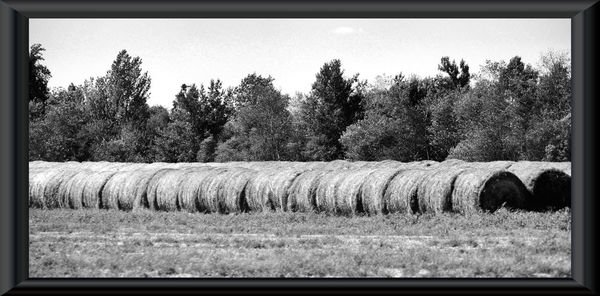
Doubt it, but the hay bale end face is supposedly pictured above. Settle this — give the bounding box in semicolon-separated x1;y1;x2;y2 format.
531;169;571;211
451;169;529;214
508;162;571;211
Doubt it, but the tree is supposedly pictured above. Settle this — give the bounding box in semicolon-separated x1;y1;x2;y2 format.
169;80;232;162
437;56;470;90
215;74;293;161
299;59;364;160
29;44;52;120
29;86;88;161
341;75;430;161
104;50;152;127
152;108;198;162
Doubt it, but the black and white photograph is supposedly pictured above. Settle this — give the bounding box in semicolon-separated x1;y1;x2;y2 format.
27;18;573;278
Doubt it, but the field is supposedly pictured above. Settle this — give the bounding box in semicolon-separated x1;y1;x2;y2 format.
29;208;571;278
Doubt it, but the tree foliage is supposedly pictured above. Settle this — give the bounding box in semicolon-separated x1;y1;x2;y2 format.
29;46;571;163
298;59;364;160
29;44;52;120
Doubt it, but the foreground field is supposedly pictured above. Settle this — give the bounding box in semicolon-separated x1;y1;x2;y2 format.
29;208;571;278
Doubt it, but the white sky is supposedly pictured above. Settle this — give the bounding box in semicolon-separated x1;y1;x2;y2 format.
29;19;571;108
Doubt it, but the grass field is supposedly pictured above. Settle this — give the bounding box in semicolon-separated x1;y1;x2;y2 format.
29;208;571;278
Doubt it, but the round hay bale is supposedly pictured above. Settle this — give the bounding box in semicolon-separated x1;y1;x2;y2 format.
153;170;194;211
29;168;64;209
270;170;303;211
451;169;530;214
198;169;231;213
361;168;405;215
417;168;467;214
56;170;91;209
116;169;169;211
335;169;376;215
177;169;222;212
384;170;430;214
143;169;176;211
44;169;80;209
81;171;118;209
286;170;329;212
217;169;256;213
101;172;129;209
315;170;351;213
244;169;303;212
508;161;571;211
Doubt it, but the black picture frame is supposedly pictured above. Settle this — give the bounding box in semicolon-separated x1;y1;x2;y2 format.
1;0;597;294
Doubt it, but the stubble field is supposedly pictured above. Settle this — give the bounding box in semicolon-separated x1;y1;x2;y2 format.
29;208;571;278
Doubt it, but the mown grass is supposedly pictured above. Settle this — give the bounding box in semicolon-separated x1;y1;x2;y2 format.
29;208;571;278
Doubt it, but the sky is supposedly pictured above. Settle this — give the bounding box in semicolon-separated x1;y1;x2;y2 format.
29;19;571;108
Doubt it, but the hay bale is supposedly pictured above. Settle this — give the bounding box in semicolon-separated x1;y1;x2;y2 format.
508;161;571;211
198;169;231;213
56;171;91;209
417;168;467;214
81;171;118;209
287;170;329;212
451;169;530;214
142;169;176;210
115;170;170;211
438;159;468;168
384;170;431;214
361;168;405;215
244;169;303;212
29;168;64;208
177;169;222;212
335;169;376;215
270;170;304;211
44;169;80;209
315;170;351;213
217;169;256;213
101;172;129;209
153;170;194;212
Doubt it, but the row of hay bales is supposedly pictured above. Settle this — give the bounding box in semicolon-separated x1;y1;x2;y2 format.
28;160;571;215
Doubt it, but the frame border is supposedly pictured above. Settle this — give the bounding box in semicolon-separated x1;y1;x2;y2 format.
1;0;597;294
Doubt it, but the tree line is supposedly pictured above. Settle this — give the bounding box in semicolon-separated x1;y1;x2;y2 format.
29;44;571;163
